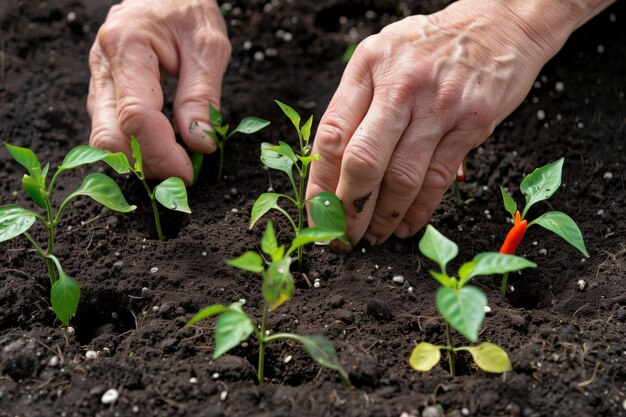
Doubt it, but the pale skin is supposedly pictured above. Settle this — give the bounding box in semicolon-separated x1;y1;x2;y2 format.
88;0;614;249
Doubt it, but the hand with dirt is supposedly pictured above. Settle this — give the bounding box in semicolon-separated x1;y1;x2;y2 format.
307;0;614;250
87;0;231;185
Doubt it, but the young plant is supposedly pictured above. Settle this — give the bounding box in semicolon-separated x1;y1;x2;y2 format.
0;144;136;325
206;104;270;182
186;220;349;385
250;101;348;269
409;225;536;376
125;136;191;240
499;158;588;296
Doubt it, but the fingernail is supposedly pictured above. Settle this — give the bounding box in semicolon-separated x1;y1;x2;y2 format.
189;121;217;152
394;222;411;239
364;232;378;246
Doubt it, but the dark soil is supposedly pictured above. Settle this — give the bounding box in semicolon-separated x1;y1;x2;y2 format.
1;1;625;416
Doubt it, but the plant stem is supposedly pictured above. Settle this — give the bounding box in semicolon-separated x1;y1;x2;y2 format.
150;197;164;241
258;303;269;384
501;272;509;297
445;322;456;376
454;179;462;202
217;144;225;183
44;199;56;285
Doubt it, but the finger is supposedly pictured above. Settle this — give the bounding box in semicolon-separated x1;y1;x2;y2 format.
394;129;475;238
365;119;446;244
333;92;412;248
107;39;193;184
174;31;231;154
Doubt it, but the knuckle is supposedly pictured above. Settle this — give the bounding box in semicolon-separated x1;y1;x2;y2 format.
342;140;383;178
90;126;117;151
356;34;386;62
117;99;146;135
385;159;424;193
315;116;347;163
96;21;128;56
460;95;498;134
425;159;454;192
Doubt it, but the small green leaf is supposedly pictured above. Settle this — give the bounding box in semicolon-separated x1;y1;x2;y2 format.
213;302;254;358
130;136;143;174
154;177;191;213
500;186;517;219
419;225;458;275
263;256;294;310
291;334;350;386
530;211;589;257
457;342;512;373
103;152;132;174
5;144;41;174
250;192;282;229
190;152;204;185
307;192;347;236
233;117;270;135
520;158;564;217
0;205;38;242
22;174;47;209
66;173;136;213
185;304;229;327
458;253;536;286
227;251;264;274
342;44;357;64
297;153;320;165
60;146;130;174
261;220;284;262
275;100;301;132
429;270;453;288
209;103;223;128
260;142;295;183
436;286;486;342
288;227;345;255
48;256;80;326
409;342;442;372
301;115;313;144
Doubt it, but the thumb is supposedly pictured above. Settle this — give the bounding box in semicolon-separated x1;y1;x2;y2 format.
174;33;231;154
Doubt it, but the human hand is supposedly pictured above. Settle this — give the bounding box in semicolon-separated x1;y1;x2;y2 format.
87;0;231;185
307;0;592;250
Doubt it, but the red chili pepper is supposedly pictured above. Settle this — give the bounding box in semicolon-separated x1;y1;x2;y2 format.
500;211;527;255
456;159;466;181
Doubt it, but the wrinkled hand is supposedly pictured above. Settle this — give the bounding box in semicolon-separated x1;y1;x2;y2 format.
307;0;571;249
87;0;230;185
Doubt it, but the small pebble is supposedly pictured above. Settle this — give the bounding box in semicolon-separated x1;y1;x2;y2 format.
150;267;158;274
461;408;470;416
212;373;220;379
484;305;492;313
597;209;605;216
533;81;542;89
85;350;97;359
229;188;238;195
577;279;586;290
276;29;285;39
202;251;207;256
392;275;405;284
555;81;564;92
48;356;59;367
101;389;119;405
152;305;160;312
66;12;76;22
597;44;605;54
422;406;443;417
189;377;198;384
407;287;413;293
339;16;348;25
577;122;584;129
283;355;292;364
510;285;515;293
254;51;265;62
603;171;613;180
536;109;546;120
365;10;377;19
361;248;366;253
132;405;140;413
283;32;293;42
231;208;239;214
66;326;75;336
313;281;321;288
220;391;228;401
239;298;246;305
265;47;278;57
610;14;616;23
538;248;547;256
556;114;562;120
243;41;252;50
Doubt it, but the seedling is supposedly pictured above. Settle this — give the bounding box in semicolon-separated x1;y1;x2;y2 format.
125;136;191;240
409;225;536;376
206;104;270;182
0;144;136;325
250;101;348;269
186;220;349;385
499;158;588;296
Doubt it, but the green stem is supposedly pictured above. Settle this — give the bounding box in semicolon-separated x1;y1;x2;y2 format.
454;179;462;202
258;303;269;384
150;197;164;241
217;144;225;183
44;198;56;285
501;272;509;297
445;322;456;376
23;232;47;258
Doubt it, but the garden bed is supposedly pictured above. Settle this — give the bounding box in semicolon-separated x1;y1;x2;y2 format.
1;0;625;416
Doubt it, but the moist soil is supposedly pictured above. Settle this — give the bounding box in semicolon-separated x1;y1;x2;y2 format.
1;1;625;416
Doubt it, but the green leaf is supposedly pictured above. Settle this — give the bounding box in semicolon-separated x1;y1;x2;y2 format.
436;286;486;342
190;152;204;185
227;251;264;274
130;136;143;174
103;152;132;174
261;220;284;262
22;174;47;209
209;103;223;128
307;192;347;234
288;227;345;255
275;100;301;132
457;342;512;373
419;225;458;275
409;342;442;372
213;303;254;359
154;177;191;213
500;186;517;218
520;158;564;217
263;256;294;310
48;255;80;326
233;117;270;135
185;304;229;327
260;142;295;183
60;146;130;174
429;270;453;288
250;192;282;229
530;211;588;257
342;44;357;64
297;153;320;165
66;173;136;213
458;253;536;287
5;144;41;174
0;205;38;242
292;334;350;386
301;115;313;144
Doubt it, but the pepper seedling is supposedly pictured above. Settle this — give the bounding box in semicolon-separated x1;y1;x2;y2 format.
0;144;136;325
186;220;349;385
409;225;536;376
498;158;588;296
123;136;191;240
205;104;270;182
250;101;348;269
